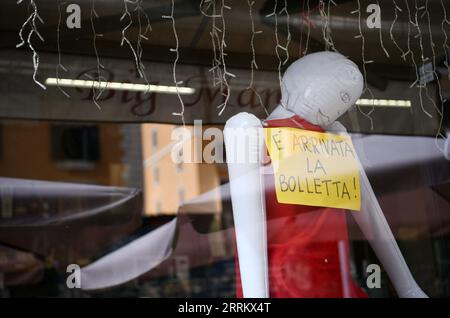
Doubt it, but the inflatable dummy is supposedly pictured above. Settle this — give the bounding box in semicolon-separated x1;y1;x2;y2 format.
224;51;427;298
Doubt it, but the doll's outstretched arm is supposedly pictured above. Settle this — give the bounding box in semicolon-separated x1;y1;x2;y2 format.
224;112;269;298
328;122;428;298
356;167;428;298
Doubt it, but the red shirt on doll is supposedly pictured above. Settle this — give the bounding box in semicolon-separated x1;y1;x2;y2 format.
236;115;367;298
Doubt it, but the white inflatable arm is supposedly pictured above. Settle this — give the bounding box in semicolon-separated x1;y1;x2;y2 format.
224;112;269;298
328;122;428;298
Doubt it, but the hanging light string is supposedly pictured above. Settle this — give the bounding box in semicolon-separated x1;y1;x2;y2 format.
318;0;328;50
216;0;234;116
440;0;450;79
88;0;106;109
390;0;408;60
376;0;390;58
135;0;152;92
299;0;305;57
404;0;426;120
302;0;311;56
162;0;186;126
121;0;146;80
266;0;284;106
266;0;291;107
16;0;46;90
247;0;269;116
56;0;70;97
404;0;420;92
413;0;433;118
403;0;413;60
318;0;337;51
437;0;450;153
200;0;222;87
425;0;444;117
351;0;375;130
199;0;234;116
327;0;337;51
424;0;447;155
279;0;292;65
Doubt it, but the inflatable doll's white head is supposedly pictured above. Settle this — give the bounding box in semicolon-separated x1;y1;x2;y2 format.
280;51;364;127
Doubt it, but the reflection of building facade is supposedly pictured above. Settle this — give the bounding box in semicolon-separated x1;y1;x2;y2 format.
141;123;222;216
0;121;131;187
0;120;223;217
0;120;227;291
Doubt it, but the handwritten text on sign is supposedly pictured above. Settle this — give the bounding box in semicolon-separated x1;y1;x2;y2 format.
265;128;361;211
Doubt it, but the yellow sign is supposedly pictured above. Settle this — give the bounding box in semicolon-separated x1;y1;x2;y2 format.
265;127;361;211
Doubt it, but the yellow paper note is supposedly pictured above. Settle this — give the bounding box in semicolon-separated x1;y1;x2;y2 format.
265;127;361;211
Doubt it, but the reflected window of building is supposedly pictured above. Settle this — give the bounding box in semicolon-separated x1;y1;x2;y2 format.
151;129;158;150
178;187;185;206
176;148;183;173
153;166;160;186
51;124;99;170
155;200;161;214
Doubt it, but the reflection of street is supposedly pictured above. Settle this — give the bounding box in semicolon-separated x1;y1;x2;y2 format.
0;177;142;288
0;123;449;297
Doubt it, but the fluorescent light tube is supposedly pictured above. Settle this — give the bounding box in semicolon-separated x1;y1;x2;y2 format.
45;78;195;95
355;99;412;107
